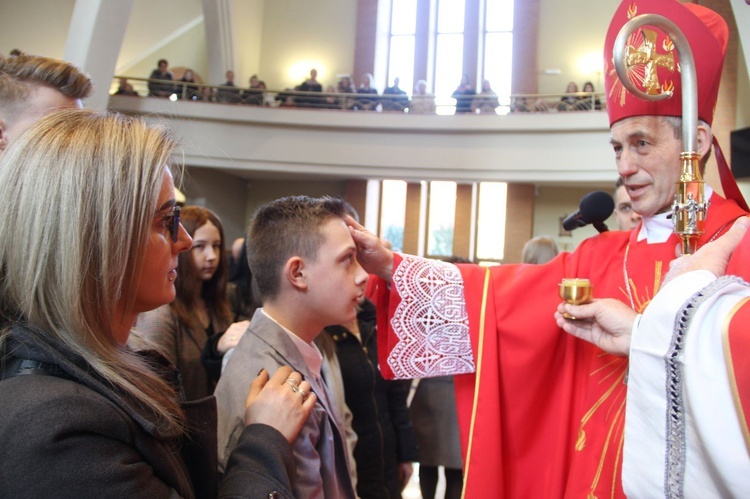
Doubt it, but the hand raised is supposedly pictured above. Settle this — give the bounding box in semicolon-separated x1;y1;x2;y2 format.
345;214;394;282
217;321;250;354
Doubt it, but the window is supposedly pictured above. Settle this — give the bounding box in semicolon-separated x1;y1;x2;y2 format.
427;181;457;257
380;0;515;112
434;0;466;112
379;179;407;251
386;0;418;94
482;0;514;113
378;179;507;261
475;182;507;261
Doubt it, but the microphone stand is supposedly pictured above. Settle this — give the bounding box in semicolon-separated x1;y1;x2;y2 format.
593;221;609;233
613;14;705;254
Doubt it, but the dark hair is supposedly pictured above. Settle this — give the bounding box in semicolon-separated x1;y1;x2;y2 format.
171;206;232;333
158;59;168;67
248;196;347;301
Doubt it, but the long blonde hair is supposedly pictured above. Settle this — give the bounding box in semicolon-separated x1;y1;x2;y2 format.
0;109;184;433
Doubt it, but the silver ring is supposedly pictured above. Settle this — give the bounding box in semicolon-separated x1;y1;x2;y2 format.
297;388;308;399
285;378;299;388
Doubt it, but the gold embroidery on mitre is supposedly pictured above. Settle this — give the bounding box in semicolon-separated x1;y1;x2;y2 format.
662;36;674;53
625;28;675;95
627;3;638;19
610;30;642;108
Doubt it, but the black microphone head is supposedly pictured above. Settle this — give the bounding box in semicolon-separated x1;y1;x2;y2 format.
579;190;615;223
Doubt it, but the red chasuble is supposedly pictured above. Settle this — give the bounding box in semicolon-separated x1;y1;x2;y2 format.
371;193;746;498
726;229;750;457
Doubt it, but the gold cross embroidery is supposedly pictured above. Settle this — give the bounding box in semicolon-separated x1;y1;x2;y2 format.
625;28;675;95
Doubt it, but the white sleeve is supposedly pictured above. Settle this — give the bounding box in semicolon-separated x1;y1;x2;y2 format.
623;271;750;498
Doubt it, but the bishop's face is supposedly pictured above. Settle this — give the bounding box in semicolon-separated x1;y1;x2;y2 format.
610;116;683;218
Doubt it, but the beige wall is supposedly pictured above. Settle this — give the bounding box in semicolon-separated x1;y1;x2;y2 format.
182;171;346;242
233;0;265;84
182;166;250;242
116;0;205;75
536;0;620;95
258;0;357;90
0;0;75;58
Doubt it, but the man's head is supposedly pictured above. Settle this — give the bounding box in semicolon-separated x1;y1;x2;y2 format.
225;70;234;83
614;177;642;230
247;196;368;322
158;59;168;72
604;0;729;217
0;54;92;151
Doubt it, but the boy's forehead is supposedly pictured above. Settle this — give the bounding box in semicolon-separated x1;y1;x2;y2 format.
321;216;354;243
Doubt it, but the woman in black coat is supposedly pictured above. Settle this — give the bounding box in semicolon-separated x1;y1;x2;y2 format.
0;109;316;498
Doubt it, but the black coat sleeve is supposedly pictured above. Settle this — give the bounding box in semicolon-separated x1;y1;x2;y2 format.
218;424;297;499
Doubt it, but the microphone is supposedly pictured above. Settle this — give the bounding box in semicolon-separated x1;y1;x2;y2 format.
562;191;615;233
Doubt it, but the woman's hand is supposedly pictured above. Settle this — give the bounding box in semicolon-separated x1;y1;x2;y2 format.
217;321;249;354
243;366;316;443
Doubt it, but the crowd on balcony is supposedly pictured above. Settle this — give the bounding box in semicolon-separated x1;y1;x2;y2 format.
114;57;605;115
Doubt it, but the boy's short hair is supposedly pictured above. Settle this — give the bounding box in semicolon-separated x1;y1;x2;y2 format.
0;54;93;123
247;195;347;301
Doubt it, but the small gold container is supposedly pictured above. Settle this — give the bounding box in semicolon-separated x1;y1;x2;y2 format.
558;278;593;318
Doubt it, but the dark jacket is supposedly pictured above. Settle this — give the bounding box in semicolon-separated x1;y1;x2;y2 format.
0;323;295;498
148;69;174;97
324;299;418;499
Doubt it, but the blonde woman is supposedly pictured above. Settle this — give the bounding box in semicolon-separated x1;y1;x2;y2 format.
0;109;315;497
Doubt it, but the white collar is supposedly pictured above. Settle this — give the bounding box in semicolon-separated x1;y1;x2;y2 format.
259;308;323;378
636;186;713;244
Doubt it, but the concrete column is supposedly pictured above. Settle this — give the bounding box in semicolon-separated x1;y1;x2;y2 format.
64;0;134;110
202;0;235;84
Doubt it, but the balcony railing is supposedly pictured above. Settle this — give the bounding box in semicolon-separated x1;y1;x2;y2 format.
111;76;605;115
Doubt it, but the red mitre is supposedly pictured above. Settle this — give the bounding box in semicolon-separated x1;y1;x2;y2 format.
603;0;728;127
603;0;749;212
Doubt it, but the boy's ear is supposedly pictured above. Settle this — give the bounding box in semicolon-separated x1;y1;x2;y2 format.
285;256;308;291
